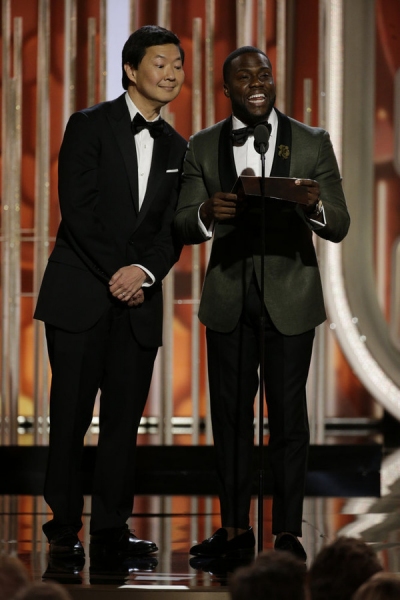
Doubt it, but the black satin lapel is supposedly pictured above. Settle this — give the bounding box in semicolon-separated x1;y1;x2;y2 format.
107;99;139;213
219;117;238;192
270;109;292;177
135;133;170;227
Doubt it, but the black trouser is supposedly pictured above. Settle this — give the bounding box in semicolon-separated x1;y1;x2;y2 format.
42;305;157;540
206;277;314;536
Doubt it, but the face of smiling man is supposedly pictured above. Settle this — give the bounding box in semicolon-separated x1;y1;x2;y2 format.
223;51;276;126
124;43;184;119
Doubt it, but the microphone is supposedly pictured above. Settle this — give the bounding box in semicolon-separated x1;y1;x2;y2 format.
254;123;271;155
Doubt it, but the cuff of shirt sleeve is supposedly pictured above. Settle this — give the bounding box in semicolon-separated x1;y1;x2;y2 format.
307;204;326;229
132;264;155;287
198;204;214;238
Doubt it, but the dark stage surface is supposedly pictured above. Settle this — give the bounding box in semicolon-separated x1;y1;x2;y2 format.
2;442;400;598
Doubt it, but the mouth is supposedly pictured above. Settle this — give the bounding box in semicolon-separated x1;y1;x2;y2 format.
247;93;266;105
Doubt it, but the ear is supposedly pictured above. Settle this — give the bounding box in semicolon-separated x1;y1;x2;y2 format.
124;63;136;84
223;84;230;98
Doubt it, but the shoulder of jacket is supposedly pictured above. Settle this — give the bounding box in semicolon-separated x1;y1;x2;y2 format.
190;118;227;142
285;113;328;138
70;94;125;121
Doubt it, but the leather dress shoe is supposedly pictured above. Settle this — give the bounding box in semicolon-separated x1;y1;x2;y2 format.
90;554;158;584
42;556;85;584
90;526;158;557
274;533;307;562
190;555;253;577
190;527;255;558
49;528;84;559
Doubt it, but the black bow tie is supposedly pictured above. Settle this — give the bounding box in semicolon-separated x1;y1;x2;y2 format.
131;112;165;139
231;122;271;146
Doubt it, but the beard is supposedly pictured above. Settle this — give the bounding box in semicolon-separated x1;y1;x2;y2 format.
232;93;276;125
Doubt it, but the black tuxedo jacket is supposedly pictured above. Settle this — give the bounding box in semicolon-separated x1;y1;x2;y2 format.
35;93;187;348
175;110;350;336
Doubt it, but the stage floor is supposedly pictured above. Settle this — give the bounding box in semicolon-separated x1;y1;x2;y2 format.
2;443;400;598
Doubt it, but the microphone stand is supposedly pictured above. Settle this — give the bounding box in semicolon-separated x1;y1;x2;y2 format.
258;146;266;554
253;125;269;554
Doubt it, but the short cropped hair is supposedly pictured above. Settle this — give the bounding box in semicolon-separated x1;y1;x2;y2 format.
308;536;383;600
122;25;184;90
353;572;400;600
230;550;307;600
223;46;269;83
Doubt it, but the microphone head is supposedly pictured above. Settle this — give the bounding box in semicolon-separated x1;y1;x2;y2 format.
254;123;271;154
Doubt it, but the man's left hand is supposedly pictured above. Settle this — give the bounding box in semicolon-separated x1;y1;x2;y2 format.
294;178;321;213
109;265;147;303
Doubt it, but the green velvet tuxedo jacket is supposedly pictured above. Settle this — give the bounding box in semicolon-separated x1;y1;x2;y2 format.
174;109;350;336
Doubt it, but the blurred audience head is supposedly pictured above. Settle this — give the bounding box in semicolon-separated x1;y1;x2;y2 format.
352;572;400;600
230;549;307;600
308;536;383;600
14;581;73;600
0;554;31;600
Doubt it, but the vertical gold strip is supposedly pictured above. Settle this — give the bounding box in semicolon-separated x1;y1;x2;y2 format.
1;2;23;446
395;69;400;177
99;0;107;102
276;0;286;112
1;0;12;445
257;0;267;50
236;0;253;48
33;0;50;445
318;0;327;129
156;0;174;445
303;77;312;125
205;0;215;127
158;0;172;124
192;19;202;135
191;18;203;445
376;180;388;311
237;0;253;47
157;0;171;29
9;17;23;446
63;0;77;128
87;18;96;107
1;14;23;446
391;240;400;350
130;0;139;33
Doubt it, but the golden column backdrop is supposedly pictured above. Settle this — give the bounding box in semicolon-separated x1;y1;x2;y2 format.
1;0;400;448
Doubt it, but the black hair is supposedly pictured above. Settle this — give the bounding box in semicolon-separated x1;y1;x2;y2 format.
122;25;184;90
223;46;268;82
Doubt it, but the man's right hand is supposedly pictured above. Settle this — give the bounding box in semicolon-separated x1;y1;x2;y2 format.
200;192;243;229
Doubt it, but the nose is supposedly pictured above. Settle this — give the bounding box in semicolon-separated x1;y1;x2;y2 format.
164;64;176;80
249;74;263;86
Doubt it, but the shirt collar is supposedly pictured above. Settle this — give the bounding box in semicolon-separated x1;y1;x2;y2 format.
125;92;161;123
232;107;277;134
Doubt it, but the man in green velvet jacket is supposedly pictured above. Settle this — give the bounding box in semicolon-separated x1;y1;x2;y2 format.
174;46;350;562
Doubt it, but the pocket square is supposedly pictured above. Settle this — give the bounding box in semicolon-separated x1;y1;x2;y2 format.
166;169;179;173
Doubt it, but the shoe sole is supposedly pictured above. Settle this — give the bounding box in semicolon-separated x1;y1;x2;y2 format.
190;547;255;559
89;545;158;558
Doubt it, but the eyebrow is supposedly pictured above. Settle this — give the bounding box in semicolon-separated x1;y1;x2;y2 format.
153;54;182;61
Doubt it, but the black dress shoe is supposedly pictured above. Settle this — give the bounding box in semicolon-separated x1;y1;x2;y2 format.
49;528;85;559
190;527;255;558
90;554;158;584
42;556;85;584
190;555;254;577
90;526;158;557
274;533;307;562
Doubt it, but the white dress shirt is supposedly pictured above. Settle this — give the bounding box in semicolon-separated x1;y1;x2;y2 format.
125;92;159;285
198;107;325;237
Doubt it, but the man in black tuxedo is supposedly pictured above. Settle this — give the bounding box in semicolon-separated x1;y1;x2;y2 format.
35;25;186;559
175;46;350;561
